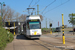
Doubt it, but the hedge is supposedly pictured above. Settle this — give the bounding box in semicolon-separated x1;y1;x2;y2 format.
0;17;2;27
0;27;14;50
42;28;56;33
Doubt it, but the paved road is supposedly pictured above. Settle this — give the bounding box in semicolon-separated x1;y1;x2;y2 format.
5;32;75;50
5;35;48;50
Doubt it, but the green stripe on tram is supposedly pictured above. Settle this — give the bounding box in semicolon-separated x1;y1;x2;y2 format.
29;22;39;24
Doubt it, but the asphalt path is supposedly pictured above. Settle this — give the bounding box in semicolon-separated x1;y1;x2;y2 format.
5;31;75;50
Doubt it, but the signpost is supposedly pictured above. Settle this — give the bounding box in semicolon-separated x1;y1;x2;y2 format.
62;14;65;44
50;23;52;34
14;22;15;36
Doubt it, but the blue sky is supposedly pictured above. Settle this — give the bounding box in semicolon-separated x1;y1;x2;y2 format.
0;0;75;28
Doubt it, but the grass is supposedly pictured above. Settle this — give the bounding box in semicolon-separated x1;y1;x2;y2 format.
64;28;73;31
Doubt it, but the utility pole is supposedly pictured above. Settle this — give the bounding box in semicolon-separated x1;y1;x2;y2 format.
37;5;39;15
58;21;59;27
35;12;36;15
49;19;50;24
46;18;47;28
0;2;6;27
1;3;2;18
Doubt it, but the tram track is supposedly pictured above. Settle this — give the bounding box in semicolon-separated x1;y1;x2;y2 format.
43;35;75;44
33;39;65;50
41;35;75;50
15;34;75;50
55;37;75;44
33;40;50;50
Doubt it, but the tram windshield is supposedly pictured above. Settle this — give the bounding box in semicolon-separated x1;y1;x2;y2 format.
29;22;41;29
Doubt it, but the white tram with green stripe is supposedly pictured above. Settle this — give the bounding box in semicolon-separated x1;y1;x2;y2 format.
23;15;42;39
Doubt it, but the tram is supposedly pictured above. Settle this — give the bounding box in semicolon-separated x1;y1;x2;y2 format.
23;15;42;39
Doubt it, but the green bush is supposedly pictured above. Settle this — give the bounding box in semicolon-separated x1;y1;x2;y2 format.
42;28;56;33
7;31;14;42
0;27;7;49
0;27;14;50
0;17;2;27
42;28;50;32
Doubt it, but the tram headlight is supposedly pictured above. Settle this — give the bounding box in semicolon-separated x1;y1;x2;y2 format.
37;33;39;35
32;33;34;35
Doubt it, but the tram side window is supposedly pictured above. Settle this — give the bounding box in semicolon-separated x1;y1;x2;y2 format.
39;22;41;29
27;23;29;29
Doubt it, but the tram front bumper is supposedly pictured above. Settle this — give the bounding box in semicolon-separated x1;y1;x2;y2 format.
28;35;41;38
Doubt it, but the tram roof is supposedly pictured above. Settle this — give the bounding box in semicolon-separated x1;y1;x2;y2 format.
26;15;41;20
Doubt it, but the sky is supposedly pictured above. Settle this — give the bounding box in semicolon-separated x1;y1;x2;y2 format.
0;0;75;28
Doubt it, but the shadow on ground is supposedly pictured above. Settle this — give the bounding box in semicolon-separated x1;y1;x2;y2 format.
69;31;73;32
16;34;27;40
16;34;39;40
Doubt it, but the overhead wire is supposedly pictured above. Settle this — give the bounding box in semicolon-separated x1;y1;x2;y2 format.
31;0;40;7
61;0;62;4
30;0;40;15
29;0;33;7
23;0;33;12
28;0;40;15
41;0;56;14
43;0;70;15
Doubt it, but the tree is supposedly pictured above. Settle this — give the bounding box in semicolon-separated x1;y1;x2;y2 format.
68;13;75;25
15;12;20;21
1;6;15;22
19;14;27;22
39;14;43;21
68;13;75;35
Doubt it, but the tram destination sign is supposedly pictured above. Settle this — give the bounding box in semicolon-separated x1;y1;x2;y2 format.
31;20;38;21
28;19;40;22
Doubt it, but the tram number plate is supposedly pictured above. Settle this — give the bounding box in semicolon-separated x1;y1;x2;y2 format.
34;31;37;35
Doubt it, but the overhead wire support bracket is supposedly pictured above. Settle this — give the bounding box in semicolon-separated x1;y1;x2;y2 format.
27;8;35;15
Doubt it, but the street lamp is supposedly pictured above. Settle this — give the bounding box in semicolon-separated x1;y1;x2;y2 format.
0;2;6;27
0;2;6;18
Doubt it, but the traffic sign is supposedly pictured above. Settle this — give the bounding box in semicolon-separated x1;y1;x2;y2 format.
50;23;52;27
